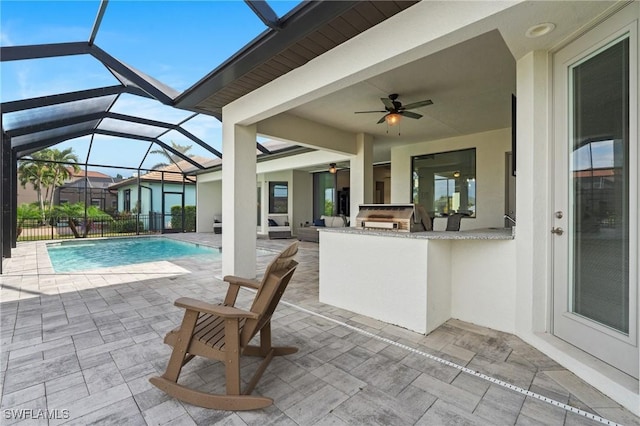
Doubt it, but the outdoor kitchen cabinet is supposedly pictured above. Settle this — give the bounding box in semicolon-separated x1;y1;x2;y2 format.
318;227;515;335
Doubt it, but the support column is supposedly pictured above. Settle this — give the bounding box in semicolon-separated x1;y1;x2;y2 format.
258;174;269;236
1;132;12;267
10;149;17;248
349;133;374;225
515;51;550;334
222;122;257;278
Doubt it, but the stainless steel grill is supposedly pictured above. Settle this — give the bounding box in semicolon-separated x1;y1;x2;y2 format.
355;204;431;232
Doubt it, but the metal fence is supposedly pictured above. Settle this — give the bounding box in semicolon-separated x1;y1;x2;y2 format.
16;214;194;242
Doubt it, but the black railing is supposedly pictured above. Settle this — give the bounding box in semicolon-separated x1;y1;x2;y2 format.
16;214;194;242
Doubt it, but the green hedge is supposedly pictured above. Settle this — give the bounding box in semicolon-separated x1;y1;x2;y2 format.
170;205;196;231
110;218;143;233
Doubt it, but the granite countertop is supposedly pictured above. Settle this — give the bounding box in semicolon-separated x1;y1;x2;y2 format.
319;226;515;240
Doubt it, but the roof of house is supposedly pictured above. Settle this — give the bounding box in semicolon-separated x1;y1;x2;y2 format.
66;167;113;179
108;157;207;189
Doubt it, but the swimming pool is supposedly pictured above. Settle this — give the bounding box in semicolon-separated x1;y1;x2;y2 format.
47;237;220;272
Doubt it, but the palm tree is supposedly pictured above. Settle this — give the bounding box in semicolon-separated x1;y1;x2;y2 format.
44;148;80;212
18;148;80;223
18;160;49;222
150;141;193;169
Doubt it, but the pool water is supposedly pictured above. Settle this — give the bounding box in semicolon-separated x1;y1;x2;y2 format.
47;237;220;272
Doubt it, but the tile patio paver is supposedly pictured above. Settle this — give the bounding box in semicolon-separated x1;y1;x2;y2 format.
1;234;639;425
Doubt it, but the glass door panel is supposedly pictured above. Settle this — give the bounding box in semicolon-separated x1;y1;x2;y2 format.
569;37;629;333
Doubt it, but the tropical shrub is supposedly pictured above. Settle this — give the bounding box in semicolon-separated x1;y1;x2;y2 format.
109;218;143;233
170;205;196;231
17;203;42;235
54;202;111;238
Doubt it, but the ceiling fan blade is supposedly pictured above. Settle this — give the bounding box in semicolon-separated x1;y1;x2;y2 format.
381;97;395;110
400;111;422;119
354;110;387;114
402;99;433;110
377;115;387;124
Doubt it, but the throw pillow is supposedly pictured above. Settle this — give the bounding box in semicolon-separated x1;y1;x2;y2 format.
313;218;326;227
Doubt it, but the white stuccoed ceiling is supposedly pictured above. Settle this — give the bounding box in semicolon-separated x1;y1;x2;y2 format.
282;1;623;163
289;30;515;146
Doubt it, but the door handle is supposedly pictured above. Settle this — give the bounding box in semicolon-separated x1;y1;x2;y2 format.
551;227;564;235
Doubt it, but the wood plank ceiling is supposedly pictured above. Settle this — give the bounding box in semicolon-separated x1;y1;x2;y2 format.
195;1;419;116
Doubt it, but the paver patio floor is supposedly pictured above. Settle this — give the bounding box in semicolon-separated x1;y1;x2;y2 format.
1;233;639;425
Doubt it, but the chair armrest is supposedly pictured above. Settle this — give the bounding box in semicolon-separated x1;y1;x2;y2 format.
174;297;259;319
223;275;261;289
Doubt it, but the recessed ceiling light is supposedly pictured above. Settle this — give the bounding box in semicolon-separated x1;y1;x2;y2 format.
525;22;556;38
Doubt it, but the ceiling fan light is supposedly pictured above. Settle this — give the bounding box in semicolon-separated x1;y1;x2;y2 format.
329;163;337;174
385;113;401;126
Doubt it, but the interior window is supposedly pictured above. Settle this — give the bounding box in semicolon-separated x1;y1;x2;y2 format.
412;148;476;217
269;182;288;213
313;172;336;218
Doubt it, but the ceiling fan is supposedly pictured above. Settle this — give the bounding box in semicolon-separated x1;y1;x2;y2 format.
354;93;433;125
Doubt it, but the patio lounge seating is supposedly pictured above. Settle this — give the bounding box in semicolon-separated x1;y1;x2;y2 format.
150;242;299;410
213;214;222;234
267;214;291;239
297;215;347;243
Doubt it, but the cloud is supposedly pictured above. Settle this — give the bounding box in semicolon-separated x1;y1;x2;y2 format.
0;30;14;45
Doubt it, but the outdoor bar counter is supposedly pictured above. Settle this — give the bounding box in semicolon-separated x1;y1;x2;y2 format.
318;227;516;334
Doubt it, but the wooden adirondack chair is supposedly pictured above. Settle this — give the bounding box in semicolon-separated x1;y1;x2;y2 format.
150;242;299;410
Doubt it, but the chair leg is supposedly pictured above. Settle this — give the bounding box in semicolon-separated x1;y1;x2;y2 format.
224;318;241;395
161;310;199;382
244;323;298;357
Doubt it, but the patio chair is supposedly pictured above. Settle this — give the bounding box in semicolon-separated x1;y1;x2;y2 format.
150;242;299;410
445;212;464;231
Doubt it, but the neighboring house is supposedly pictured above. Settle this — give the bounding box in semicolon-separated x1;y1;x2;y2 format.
17;167;120;211
188;1;640;414
108;159;200;229
16;182;39;206
55;169;120;212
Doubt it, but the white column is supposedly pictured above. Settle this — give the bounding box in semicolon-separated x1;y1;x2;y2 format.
514;51;550;333
222;122;257;278
349;133;374;225
257;174;268;235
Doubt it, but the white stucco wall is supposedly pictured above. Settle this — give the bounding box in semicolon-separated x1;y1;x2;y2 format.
390;128;512;230
319;231;431;334
196;180;222;232
319;231;516;335
450;239;517;333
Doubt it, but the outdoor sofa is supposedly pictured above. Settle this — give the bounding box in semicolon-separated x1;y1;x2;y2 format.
297;215;347;243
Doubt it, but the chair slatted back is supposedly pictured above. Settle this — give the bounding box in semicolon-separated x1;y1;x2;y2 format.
240;242;298;346
446;213;464;231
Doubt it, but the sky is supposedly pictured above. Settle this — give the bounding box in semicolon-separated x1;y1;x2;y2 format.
1;0;301;176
